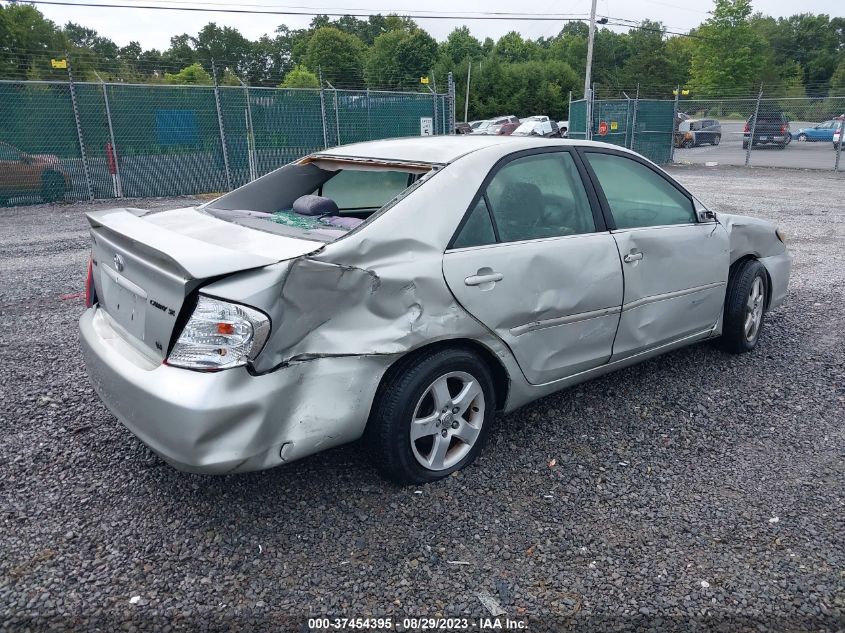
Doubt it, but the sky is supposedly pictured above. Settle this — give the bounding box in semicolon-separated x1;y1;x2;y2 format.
16;0;845;50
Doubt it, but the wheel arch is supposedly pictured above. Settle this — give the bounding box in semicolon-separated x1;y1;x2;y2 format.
375;338;510;412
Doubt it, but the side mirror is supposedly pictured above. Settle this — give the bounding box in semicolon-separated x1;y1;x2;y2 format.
694;199;716;222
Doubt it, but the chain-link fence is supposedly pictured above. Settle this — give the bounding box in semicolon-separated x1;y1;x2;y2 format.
673;93;845;171
0;78;455;207
568;97;675;165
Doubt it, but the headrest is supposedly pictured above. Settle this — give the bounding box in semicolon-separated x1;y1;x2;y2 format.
292;194;339;216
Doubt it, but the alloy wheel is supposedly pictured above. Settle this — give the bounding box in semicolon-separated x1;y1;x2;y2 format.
409;371;485;471
744;277;765;343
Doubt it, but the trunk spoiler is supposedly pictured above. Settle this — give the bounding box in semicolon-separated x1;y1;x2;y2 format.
86;207;323;279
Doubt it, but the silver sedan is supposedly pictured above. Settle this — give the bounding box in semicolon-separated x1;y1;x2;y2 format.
79;136;792;483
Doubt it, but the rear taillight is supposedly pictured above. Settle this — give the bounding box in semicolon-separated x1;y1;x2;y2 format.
166;295;271;371
781;124;787;134
744;122;750;133
85;257;96;308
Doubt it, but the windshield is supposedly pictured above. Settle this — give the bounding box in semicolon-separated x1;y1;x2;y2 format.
205;160;433;242
475;121;492;130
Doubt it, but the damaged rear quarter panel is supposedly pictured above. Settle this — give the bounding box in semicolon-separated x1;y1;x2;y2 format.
205;145;520;379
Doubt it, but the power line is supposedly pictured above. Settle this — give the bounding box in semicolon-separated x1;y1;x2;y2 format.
22;1;594;21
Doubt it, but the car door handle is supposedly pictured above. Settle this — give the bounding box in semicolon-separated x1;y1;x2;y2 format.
623;252;643;263
465;272;503;286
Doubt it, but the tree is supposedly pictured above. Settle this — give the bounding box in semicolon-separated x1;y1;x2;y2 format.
164;33;197;71
439;26;483;66
0;4;65;80
303;26;364;87
365;28;437;89
664;36;695;89
280;64;320;88
830;57;845;96
494;31;533;64
194;22;253;77
163;62;212;85
690;0;767;96
620;21;675;97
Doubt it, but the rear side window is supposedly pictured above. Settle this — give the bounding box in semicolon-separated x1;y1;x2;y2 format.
451;151;595;247
585;153;695;229
452;198;495;249
483;152;594;242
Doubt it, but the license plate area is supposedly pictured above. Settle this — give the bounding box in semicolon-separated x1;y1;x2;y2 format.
99;264;147;341
759;136;768;140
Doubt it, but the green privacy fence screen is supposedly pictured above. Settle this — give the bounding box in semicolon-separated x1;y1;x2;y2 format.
0;80;454;206
568;98;675;165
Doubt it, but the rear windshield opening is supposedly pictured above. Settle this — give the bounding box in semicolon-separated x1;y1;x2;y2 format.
204;160;432;242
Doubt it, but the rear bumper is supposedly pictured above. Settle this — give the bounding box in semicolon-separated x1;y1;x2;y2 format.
80;307;393;474
745;134;789;144
760;250;792;311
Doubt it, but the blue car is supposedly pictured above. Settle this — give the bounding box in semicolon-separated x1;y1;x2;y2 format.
792;119;842;142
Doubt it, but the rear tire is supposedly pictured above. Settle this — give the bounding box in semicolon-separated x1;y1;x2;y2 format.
366;348;496;484
712;135;721;145
41;170;66;203
717;259;768;354
797;133;807;142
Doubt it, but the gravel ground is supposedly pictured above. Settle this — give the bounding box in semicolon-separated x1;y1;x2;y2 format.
1;167;843;632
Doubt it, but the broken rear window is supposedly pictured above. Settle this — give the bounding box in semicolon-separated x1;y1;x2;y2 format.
204;158;435;242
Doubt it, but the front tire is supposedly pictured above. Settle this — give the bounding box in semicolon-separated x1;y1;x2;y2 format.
712;134;721;145
717;259;768;354
367;348;495;484
797;133;807;142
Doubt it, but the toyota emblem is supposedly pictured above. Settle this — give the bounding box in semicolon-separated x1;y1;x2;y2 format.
113;253;125;272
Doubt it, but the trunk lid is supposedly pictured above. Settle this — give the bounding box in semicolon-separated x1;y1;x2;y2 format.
87;206;322;360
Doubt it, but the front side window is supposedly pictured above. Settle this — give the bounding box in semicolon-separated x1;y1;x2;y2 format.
483;152;595;243
585;152;696;229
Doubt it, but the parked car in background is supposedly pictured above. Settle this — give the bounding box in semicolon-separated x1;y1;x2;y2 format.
80;136;791;483
511;119;561;138
557;121;569;138
675;119;722;148
455;122;472;135
743;111;791;149
469;120;486;130
471;116;520;136
0;141;70;205
791;119;842;142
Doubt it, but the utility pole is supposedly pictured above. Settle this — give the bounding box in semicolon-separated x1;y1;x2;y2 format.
584;0;598;139
464;61;471;123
